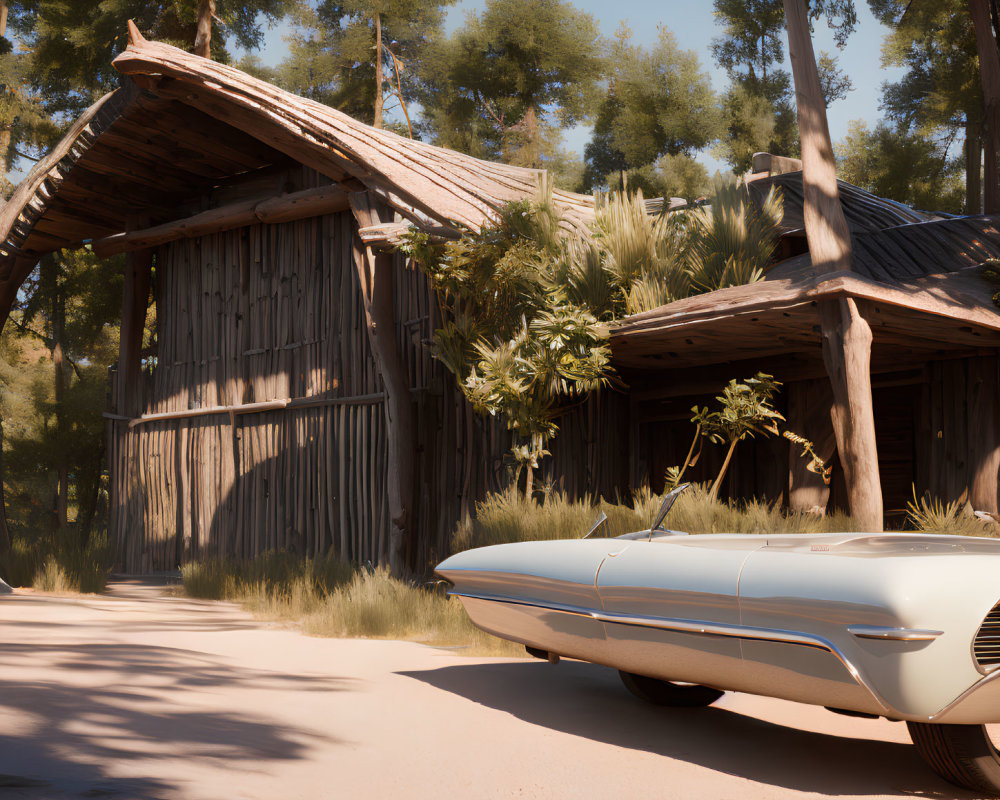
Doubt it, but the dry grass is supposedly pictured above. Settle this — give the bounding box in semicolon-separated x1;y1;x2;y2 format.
453;483;858;551
182;484;997;657
3;533;113;594
181;555;523;657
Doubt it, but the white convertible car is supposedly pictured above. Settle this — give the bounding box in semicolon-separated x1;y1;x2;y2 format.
436;486;1000;796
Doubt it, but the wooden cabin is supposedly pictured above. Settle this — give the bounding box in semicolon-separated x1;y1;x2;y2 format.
612;156;1000;524
0;29;627;573
3;34;1000;575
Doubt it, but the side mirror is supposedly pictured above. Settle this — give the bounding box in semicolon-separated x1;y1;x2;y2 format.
583;510;609;539
650;483;691;537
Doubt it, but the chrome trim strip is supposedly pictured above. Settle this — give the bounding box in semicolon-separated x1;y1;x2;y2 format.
450;589;891;713
848;625;944;641
930;667;1000;722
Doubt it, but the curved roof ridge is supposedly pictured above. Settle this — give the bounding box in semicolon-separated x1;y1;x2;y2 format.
111;28;595;233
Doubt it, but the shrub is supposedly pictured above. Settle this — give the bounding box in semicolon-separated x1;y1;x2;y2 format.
2;532;111;593
452;483;858;552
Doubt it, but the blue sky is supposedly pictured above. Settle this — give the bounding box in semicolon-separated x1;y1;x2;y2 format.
250;0;903;174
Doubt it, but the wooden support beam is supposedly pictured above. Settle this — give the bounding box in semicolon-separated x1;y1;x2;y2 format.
357;220;459;249
751;152;803;175
117;249;153;417
350;190;415;576
968;356;1000;514
784;0;883;530
92;184;351;257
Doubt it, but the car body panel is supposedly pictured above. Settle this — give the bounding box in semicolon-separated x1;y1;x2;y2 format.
436;530;1000;722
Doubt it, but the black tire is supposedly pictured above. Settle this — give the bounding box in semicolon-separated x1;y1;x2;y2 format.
908;721;1000;796
618;670;724;707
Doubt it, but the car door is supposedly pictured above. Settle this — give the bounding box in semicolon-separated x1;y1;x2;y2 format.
596;536;764;688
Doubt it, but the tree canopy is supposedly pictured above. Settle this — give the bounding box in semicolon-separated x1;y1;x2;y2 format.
583;25;720;191
417;0;604;169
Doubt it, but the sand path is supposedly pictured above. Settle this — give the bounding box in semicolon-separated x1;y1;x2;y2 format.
0;579;980;799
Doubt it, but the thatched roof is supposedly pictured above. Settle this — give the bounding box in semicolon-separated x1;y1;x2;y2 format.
745;171;943;236
611;215;1000;372
0;25;599;309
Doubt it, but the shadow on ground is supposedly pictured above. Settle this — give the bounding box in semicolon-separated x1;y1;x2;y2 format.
401;659;981;799
0;641;346;799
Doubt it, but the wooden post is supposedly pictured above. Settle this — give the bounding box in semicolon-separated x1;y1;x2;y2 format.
969;356;1000;514
969;0;1000;214
967;118;983;215
787;379;836;515
349;192;414;575
784;0;883;531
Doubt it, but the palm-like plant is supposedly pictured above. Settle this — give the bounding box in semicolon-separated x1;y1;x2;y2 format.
592;189;692;314
694;373;784;500
687;179;783;293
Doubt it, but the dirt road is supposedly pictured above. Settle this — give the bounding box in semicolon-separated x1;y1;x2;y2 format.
0;580;978;799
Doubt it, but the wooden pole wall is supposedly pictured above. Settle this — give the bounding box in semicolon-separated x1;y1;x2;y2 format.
107;171;632;573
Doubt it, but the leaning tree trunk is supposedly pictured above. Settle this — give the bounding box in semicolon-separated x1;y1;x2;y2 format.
783;0;883;531
968;118;983;214
193;0;215;59
970;0;1000;213
373;13;384;130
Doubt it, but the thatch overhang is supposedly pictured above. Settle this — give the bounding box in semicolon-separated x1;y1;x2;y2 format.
0;25;601;315
610;215;1000;381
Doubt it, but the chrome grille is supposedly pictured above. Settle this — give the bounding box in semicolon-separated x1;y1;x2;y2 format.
974;602;1000;668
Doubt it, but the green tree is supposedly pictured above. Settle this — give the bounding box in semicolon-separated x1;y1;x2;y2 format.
275;0;455;130
6;0;291;124
712;0;857;172
3;248;124;545
693;373;784;500
583;24;721;191
868;0;982;212
836;119;965;212
403;179;784;489
401;186;611;491
418;0;604;168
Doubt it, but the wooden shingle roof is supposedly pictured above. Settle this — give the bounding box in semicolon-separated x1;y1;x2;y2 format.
0;25;599;306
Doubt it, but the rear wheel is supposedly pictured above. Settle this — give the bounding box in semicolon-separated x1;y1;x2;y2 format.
908;722;1000;796
618;670;724;707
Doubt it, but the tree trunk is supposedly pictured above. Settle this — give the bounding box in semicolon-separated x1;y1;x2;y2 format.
969;356;1000;514
0;0;9;202
0;256;30;554
970;0;1000;213
709;439;739;501
373;13;384;130
0;419;9;553
193;0;215;59
968;118;983;214
783;0;883;530
818;299;882;530
349;193;414;575
53;265;68;533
